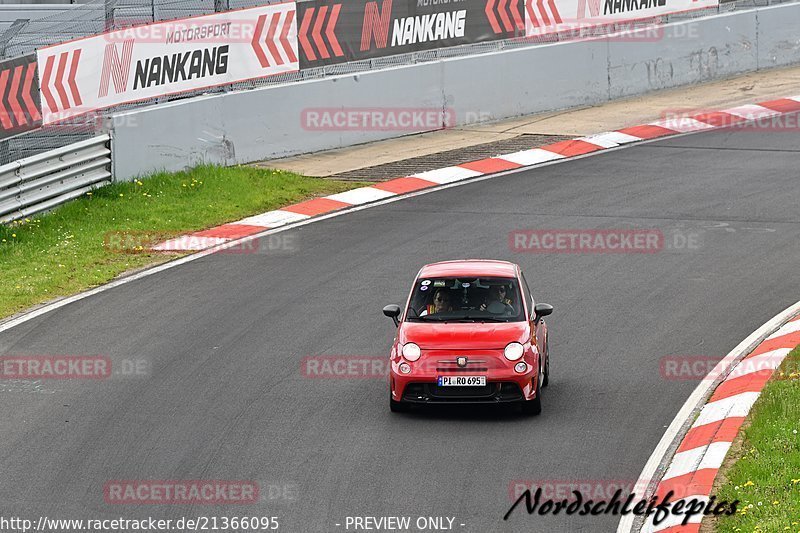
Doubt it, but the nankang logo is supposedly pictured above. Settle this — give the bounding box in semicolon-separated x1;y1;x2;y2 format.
604;0;666;14
391;10;466;46
99;40;134;97
133;45;229;90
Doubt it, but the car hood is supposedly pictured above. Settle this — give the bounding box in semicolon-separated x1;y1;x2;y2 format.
398;321;530;350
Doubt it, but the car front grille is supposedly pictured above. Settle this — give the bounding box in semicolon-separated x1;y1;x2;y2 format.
435;359;489;372
401;382;524;403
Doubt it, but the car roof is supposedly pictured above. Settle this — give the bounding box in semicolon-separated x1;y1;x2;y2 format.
418;260;519;278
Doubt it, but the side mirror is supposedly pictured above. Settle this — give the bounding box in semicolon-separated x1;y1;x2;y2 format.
533;303;553;323
383;304;401;327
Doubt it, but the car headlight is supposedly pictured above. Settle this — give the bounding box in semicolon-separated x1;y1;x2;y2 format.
402;342;421;362
504;342;525;361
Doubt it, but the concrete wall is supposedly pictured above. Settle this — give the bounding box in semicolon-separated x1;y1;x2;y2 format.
110;2;800;180
606;12;759;99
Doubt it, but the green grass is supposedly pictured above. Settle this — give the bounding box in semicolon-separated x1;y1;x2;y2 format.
713;345;800;533
0;165;363;319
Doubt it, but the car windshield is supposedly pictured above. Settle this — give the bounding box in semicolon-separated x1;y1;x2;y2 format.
405;277;524;323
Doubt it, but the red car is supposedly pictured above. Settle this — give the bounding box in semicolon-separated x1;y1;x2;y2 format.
383;260;553;415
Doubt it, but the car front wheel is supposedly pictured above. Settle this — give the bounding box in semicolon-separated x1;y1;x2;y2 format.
520;364;543;416
390;395;409;413
542;343;550;388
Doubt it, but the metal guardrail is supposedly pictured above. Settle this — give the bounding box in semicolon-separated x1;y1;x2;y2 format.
0;134;111;223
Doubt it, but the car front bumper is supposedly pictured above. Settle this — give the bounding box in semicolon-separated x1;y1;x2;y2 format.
389;356;539;403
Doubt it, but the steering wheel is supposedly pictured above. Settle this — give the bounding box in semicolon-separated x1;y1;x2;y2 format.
486;301;513;315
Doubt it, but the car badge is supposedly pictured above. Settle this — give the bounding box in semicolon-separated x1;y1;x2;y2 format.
456;356;468;367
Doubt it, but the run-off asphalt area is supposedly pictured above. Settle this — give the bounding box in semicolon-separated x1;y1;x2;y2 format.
0;123;799;532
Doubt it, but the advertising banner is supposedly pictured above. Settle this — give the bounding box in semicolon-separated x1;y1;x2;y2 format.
36;2;298;125
297;0;524;68
524;0;719;37
0;54;42;140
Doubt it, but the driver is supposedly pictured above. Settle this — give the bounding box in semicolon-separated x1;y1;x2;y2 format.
420;289;452;316
480;285;514;314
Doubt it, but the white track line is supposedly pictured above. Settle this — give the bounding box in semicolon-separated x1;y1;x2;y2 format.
725;348;791;380
498;148;565;166
237;210;309;227
661;441;732;480
641;496;708;532
585;131;643;145
766;318;800;339
409;166;483;184
650;117;716;133
325;187;396;205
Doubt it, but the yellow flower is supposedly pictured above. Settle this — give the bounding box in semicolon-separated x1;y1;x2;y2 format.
792;479;800;484
744;480;754;487
773;500;779;505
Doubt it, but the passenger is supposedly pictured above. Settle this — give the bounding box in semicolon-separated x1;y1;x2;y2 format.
420;289;452;316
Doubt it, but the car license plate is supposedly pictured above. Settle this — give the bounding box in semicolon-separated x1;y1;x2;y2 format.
437;375;486;387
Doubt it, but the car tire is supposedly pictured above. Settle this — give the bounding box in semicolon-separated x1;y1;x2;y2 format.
521;365;543;416
390;396;409;413
542;345;550;388
520;395;541;416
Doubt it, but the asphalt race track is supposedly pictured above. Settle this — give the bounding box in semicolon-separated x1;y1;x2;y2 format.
1;123;799;533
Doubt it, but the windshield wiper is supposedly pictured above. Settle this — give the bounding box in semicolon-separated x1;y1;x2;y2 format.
455;315;508;322
413;314;447;321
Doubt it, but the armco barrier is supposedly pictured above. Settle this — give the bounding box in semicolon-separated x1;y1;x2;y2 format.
0;134;111;223
109;1;800;181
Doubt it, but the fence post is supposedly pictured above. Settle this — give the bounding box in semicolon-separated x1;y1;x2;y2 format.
0;19;29;59
105;0;116;31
